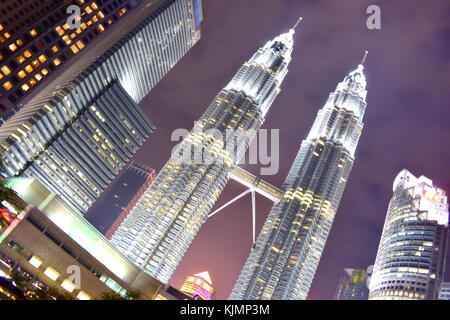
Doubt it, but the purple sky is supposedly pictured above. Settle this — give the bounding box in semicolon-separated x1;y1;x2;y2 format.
131;0;450;299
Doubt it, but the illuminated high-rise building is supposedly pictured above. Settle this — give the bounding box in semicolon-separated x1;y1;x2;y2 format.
334;268;370;300
369;169;449;300
230;59;369;300
0;0;148;120
180;271;215;300
0;0;203;215
110;24;298;283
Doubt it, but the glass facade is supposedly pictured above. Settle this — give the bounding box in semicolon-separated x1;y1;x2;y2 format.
110;28;296;283
230;64;368;300
369;169;449;300
0;0;201;215
0;0;147;119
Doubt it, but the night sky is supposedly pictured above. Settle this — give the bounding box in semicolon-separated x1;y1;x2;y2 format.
125;0;450;299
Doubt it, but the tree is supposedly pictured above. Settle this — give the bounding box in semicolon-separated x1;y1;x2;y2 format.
0;159;24;213
98;290;143;300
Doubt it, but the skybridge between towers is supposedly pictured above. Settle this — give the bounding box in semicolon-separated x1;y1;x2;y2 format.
208;166;283;246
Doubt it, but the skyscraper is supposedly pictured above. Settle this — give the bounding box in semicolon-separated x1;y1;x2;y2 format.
110;24;298;283
85;161;156;234
0;0;147;120
334;268;370;300
439;283;450;300
369;169;449;300
180;271;215;300
230;60;368;300
0;0;203;215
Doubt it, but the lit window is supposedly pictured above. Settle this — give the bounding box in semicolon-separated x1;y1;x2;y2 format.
77;291;91;300
85;6;92;14
91;2;98;10
51;45;59;53
41;68;49;76
23;50;32;58
70;45;79;54
97;24;105;32
70;33;76;39
4;32;10;39
29;79;36;86
31;59;40;68
24;65;33;73
44;267;60;281
16;39;24;46
53;58;61;66
38;54;46;63
63;23;70;30
55;26;64;36
29;255;43;268
0;53;3;62
35;74;42;81
1;65;11;75
0;24;3;31
62;35;71;44
21;84;30;92
8;43;17;52
61;279;76;293
29;29;38;37
3;81;12;91
0;73;3;80
76;40;85;49
16;55;25;64
80;23;87;30
98;11;104;19
17;70;26;78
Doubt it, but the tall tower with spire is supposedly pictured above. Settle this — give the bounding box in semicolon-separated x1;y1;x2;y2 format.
230;57;369;300
110;25;298;283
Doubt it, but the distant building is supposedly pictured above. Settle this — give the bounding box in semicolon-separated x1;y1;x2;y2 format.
0;177;167;300
369;170;449;300
335;268;370;300
85;161;156;235
180;271;215;300
439;282;450;300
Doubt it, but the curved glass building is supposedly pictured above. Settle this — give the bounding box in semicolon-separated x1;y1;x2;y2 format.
369;169;449;300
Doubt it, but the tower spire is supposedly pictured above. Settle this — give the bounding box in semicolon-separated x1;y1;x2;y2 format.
361;50;368;65
290;16;303;33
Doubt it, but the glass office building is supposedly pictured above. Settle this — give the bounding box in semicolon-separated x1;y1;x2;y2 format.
369;169;449;300
0;0;202;215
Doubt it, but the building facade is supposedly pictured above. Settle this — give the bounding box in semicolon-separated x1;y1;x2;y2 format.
1;177;167;300
334;268;370;300
439;282;450;300
0;0;202;215
85;161;156;234
110;27;297;283
230;63;368;300
179;271;215;300
369;170;449;300
0;0;148;120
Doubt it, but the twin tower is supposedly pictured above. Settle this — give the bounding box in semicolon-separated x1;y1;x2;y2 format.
110;22;369;300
